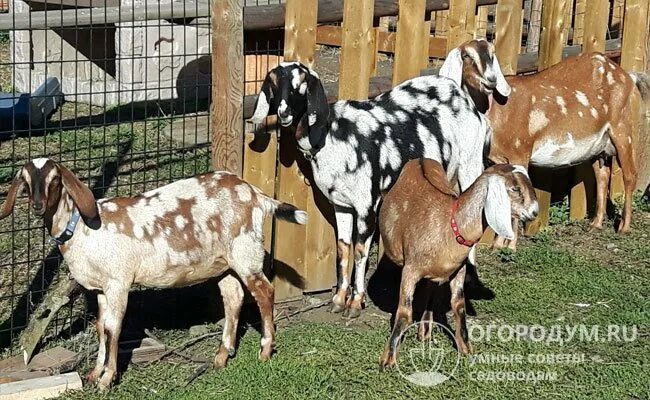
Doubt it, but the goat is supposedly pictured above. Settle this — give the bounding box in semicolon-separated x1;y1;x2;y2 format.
378;159;538;368
0;158;307;390
439;39;650;250
250;61;508;318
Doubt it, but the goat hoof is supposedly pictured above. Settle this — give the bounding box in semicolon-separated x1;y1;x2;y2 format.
379;355;396;370
259;347;274;362
85;368;103;384
417;326;432;342
329;302;346;313
616;223;630;234
587;223;603;232
213;345;231;369
96;372;115;391
343;307;361;319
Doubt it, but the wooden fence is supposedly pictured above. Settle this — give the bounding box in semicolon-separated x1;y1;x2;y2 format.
211;0;650;301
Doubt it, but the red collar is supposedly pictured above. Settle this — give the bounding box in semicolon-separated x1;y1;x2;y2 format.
450;200;475;247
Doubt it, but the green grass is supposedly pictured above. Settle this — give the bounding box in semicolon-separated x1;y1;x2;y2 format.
51;208;650;400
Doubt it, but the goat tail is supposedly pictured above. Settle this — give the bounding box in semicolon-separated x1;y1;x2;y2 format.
630;72;650;102
261;196;308;225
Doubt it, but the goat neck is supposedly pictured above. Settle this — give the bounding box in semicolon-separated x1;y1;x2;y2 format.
464;83;491;114
453;176;490;243
45;189;77;247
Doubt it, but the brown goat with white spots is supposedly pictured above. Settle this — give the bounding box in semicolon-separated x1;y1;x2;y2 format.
0;158;307;390
378;159;538;368
440;39;650;250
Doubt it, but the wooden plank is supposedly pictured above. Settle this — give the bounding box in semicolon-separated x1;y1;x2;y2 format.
573;0;586;45
447;0;473;52
0;347;77;382
393;0;427;85
475;6;489;38
563;0;574;46
539;0;570;70
211;0;244;175
526;0;542;52
317;25;447;58
0;372;82;400
0;0;501;31
244;55;281;276
339;0;376;100
274;0;319;301
495;0;523;75
118;338;166;365
528;0;570;235
420;20;433;69
611;0;626;35
570;0;608;221
435;10;449;38
617;0;650;198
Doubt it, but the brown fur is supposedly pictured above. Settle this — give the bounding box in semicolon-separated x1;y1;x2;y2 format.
378;159;537;368
456;40;646;247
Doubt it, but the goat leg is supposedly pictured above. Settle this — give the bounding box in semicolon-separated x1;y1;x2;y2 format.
380;271;418;369
450;265;471;354
589;157;611;231
214;274;244;369
417;281;435;342
245;273;276;361
331;210;354;313
86;293;108;384
96;285;129;391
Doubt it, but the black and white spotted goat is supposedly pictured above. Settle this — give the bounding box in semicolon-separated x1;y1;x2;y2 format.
250;61;509;318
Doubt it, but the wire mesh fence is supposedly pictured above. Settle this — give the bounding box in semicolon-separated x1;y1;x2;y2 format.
0;0;283;351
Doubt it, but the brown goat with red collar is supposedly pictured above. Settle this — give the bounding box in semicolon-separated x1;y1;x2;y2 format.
378;159;538;368
440;39;650;250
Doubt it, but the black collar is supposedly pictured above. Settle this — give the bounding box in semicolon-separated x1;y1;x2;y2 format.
300;124;328;161
51;207;81;246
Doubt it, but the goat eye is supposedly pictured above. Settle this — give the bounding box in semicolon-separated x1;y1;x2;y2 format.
510;187;521;193
462;53;472;60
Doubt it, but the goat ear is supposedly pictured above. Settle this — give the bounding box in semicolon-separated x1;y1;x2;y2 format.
250;69;279;124
439;47;463;87
492;54;511;97
58;164;99;226
0;171;25;220
306;72;329;127
484;175;515;240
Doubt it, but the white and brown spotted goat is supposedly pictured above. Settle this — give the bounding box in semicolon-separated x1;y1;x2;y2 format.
440;39;650;249
0;158;307;390
378;159;538;368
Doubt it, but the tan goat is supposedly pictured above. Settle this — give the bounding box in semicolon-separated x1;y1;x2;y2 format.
439;39;650;249
0;158;307;390
378;159;538;368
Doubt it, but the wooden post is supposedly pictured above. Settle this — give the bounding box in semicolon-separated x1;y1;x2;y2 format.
273;0;320;301
475;6;489;38
538;0;570;70
611;0;626;35
495;0;523;75
393;0;426;85
616;0;650;198
526;0;570;235
211;0;244;175
434;10;449;38
339;0;376;100
526;0;542;52
447;0;474;52
569;0;608;221
563;0;574;46
573;0;586;45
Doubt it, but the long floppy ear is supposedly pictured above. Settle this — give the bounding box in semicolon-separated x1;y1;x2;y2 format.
58;164;99;227
491;54;511;97
304;72;330;147
439;47;463;87
0;171;25;220
484;175;515;239
250;69;279;124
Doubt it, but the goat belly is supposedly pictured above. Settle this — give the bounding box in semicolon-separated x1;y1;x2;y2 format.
529;125;616;168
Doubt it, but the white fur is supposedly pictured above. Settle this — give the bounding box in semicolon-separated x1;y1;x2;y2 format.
438;48;463;87
484;176;515;240
250;91;269;124
530;125;614;167
491;54;511;96
575;91;590;106
32;158;48;169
